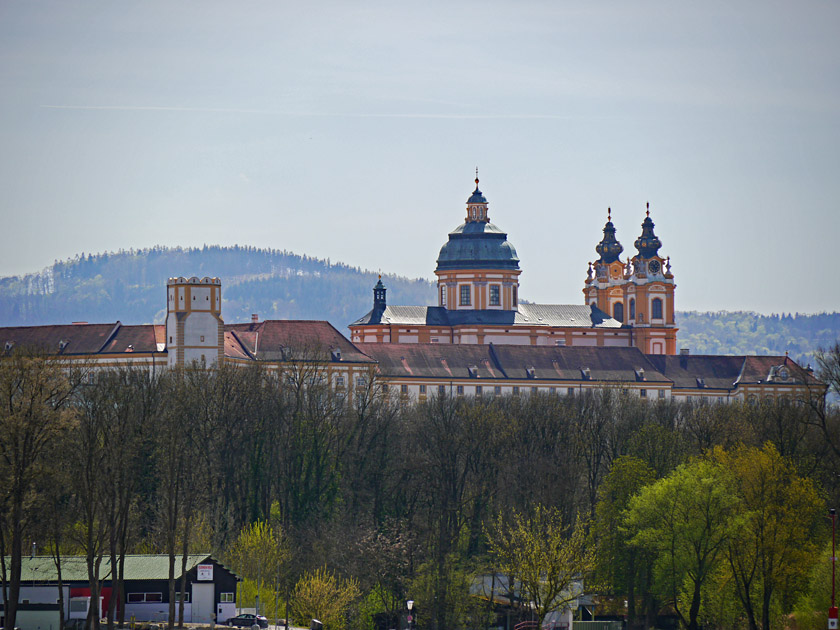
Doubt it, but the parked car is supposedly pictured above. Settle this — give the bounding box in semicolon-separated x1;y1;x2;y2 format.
224;614;268;628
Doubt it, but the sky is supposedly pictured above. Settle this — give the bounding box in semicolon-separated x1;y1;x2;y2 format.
0;1;838;314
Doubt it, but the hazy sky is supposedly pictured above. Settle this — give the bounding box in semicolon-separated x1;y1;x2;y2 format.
1;1;838;314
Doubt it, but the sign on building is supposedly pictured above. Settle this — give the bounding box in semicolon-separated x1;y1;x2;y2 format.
197;564;213;581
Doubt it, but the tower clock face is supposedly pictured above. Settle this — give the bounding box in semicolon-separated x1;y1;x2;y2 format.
648;260;661;275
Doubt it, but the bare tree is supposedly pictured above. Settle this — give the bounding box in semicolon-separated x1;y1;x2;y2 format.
0;350;79;630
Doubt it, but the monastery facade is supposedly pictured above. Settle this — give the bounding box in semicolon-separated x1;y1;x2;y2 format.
350;177;676;354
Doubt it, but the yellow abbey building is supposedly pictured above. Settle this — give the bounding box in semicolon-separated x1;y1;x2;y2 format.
350;177;677;354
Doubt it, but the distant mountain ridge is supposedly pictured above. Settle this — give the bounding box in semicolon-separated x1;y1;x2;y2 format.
1;245;837;364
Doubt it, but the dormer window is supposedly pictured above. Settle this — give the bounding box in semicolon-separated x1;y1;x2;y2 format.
581;367;592;380
526;366;536;379
468;365;479;378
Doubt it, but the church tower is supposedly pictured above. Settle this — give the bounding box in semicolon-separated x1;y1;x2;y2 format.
583;209;631;323
434;175;521;311
165;276;225;367
625;204;677;354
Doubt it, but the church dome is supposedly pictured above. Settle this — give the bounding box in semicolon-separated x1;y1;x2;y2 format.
436;221;520;271
435;177;520;272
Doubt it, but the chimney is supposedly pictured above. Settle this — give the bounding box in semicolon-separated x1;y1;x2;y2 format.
251;314;259;324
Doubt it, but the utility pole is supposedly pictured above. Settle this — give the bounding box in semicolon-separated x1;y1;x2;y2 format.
830;509;837;630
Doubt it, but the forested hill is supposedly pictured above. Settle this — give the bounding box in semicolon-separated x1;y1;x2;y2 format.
0;246;436;331
0;246;837;363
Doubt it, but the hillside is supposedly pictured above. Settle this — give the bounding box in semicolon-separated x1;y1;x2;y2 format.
0;246;837;363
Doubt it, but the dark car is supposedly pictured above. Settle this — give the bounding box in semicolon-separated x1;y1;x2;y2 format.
224;614;268;628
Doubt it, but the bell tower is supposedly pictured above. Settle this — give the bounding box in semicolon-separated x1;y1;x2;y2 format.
583;208;631;323
626;204;677;355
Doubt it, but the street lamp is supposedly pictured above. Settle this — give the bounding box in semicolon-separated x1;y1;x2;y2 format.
406;600;414;630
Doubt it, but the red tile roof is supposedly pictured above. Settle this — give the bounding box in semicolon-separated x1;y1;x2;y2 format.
225;320;374;364
0;323;121;355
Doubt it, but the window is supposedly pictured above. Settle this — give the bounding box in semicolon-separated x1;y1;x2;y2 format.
460;285;471;306
512;386;520;395
532;387;538;395
441;285;447;306
335;375;345;387
494;386;501;396
640;389;647;398
221;593;235;603
419;385;427;394
555;339;566;347
71;600;89;611
175;593;190;603
128;593;162;603
400;384;408;395
567;387;575;396
356;376;365;388
613;302;624;323
629;298;635;320
658;389;665;399
200;335;205;342
457;385;464;396
382;384;389;392
438;385;446;396
513;286;518;306
652;298;663;319
475;385;482;396
489;285;500;306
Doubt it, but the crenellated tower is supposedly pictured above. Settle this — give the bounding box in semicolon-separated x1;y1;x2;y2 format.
165;276;225;367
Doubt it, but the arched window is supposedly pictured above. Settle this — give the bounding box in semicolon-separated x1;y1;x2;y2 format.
512;286;518;307
441;285;447;307
652;298;663;319
613;302;624;323
629;298;635;320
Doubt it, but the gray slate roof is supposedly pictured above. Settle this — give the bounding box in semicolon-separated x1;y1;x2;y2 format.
351;303;622;329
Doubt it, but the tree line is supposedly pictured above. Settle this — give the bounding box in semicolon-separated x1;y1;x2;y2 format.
1;345;840;630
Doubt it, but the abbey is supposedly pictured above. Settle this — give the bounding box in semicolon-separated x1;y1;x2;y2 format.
350;177;677;354
0;176;823;403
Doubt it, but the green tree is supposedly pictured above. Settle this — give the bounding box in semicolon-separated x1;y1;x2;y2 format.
226;519;289;614
626;458;739;630
715;443;824;630
486;505;594;625
594;456;656;628
290;567;360;630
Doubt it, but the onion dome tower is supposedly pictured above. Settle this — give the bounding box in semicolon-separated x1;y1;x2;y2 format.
634;207;662;259
584;209;630;322
595;210;624;264
434;173;521;311
626;203;677;355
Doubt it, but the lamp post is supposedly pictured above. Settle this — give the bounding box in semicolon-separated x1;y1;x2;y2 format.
406;600;414;630
830;509;837;630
